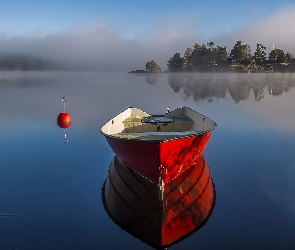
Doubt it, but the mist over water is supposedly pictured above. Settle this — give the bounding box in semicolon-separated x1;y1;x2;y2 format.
0;71;295;249
1;71;294;130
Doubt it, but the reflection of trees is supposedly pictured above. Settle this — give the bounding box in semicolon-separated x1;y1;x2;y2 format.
145;73;161;85
167;73;295;103
0;72;54;88
252;83;264;101
228;80;251;104
168;73;227;103
267;77;293;96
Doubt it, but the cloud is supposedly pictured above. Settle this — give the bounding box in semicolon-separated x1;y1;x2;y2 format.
0;6;295;72
0;14;202;71
1;22;139;71
213;5;295;55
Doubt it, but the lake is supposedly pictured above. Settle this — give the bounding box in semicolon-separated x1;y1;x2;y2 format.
0;71;295;249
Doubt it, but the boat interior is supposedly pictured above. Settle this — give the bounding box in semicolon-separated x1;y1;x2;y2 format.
101;107;216;141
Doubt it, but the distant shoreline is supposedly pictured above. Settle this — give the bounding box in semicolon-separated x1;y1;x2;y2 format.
129;63;295;74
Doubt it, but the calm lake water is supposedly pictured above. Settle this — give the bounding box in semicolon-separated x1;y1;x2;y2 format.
0;71;295;249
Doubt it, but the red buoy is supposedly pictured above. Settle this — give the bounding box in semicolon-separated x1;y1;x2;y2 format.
57;97;72;129
57;112;72;128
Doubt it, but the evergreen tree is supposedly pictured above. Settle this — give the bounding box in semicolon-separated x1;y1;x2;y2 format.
183;47;193;70
190;43;209;70
230;41;252;65
145;60;161;73
216;46;228;64
286;52;293;63
253;44;266;65
167;53;184;71
268;49;286;63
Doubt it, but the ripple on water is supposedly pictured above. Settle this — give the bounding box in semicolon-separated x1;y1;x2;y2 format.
0;214;43;249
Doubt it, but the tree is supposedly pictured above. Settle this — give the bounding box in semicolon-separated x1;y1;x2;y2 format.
206;42;217;67
180;42;228;71
216;46;228;64
167;53;184;72
190;43;212;70
183;47;193;70
268;49;277;61
190;43;204;70
253;44;266;65
145;60;161;73
277;50;286;63
268;48;286;63
207;42;214;51
286;52;293;63
230;41;252;65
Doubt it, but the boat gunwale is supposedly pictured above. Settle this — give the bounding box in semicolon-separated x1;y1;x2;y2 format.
99;106;217;143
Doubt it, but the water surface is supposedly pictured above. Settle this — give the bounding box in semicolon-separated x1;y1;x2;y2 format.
0;72;295;249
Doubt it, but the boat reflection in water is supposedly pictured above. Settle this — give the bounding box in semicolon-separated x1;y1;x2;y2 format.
101;155;216;249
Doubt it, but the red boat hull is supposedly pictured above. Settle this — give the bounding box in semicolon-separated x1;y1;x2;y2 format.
105;131;213;184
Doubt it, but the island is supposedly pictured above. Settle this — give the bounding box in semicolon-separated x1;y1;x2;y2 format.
131;41;295;73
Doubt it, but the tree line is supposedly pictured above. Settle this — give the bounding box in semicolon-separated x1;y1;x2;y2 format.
145;41;295;73
0;53;57;71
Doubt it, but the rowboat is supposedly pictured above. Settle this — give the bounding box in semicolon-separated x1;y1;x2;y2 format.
102;155;216;249
100;106;216;184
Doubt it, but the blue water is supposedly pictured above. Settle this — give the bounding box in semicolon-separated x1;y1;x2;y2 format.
0;72;295;249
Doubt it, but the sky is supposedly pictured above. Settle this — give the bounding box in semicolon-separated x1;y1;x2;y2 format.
0;0;295;71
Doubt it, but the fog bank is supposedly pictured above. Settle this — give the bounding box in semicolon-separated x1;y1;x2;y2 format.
0;6;295;71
